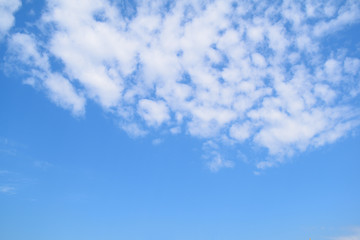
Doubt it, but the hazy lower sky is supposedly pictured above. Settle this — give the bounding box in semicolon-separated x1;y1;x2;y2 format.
1;0;360;239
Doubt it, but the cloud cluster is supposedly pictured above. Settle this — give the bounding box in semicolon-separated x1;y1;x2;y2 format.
6;0;360;169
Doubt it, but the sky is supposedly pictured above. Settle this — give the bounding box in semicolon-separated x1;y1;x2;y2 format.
0;0;360;239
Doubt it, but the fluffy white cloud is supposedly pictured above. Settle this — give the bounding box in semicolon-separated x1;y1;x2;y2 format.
138;99;170;127
0;0;21;39
229;122;252;142
6;0;360;170
44;74;86;115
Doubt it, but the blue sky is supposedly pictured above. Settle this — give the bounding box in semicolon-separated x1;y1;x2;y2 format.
1;0;360;239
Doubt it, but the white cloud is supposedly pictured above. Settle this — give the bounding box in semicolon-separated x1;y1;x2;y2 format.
251;53;267;68
229;122;252;142
324;59;342;82
314;84;336;104
9;33;49;69
344;58;360;76
247;25;264;43
8;33;86;116
5;0;360;170
45;74;86;115
0;0;21;39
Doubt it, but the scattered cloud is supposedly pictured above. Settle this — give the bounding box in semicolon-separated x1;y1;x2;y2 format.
4;0;360;170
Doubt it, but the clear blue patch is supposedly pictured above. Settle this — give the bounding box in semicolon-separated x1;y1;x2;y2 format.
176;50;183;57
116;0;137;20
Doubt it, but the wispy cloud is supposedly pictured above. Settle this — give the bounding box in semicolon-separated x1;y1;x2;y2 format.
33;161;53;170
0;137;19;156
5;0;360;170
152;138;163;146
0;186;15;194
331;227;360;240
202;141;234;172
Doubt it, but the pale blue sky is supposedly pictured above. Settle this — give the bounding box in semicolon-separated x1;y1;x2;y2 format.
1;0;360;239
